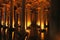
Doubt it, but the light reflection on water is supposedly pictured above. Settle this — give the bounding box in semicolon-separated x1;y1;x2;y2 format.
41;32;44;40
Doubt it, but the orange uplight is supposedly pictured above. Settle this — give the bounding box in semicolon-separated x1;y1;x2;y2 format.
12;20;15;28
41;21;44;30
6;21;8;27
18;20;20;26
27;17;31;27
41;32;44;40
25;13;27;30
25;20;26;30
46;20;48;26
27;21;31;27
37;21;40;26
1;20;4;25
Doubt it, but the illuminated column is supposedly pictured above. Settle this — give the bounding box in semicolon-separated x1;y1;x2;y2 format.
0;5;5;40
40;10;45;40
9;0;15;40
40;0;50;40
5;4;8;27
12;0;15;40
10;0;15;28
25;4;32;37
26;7;31;27
40;7;44;30
12;0;15;28
18;14;21;26
0;7;2;40
0;8;1;25
0;4;6;40
3;3;10;40
20;0;25;31
5;5;10;39
25;9;27;30
31;8;38;24
4;4;6;27
18;13;21;32
1;4;6;40
0;7;2;26
29;6;38;40
6;3;10;27
44;9;49;33
1;4;6;26
37;7;41;26
39;1;45;40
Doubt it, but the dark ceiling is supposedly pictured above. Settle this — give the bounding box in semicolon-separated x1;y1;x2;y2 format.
50;0;60;32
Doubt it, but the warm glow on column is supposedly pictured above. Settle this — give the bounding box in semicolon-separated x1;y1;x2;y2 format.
6;3;10;27
27;11;31;27
41;32;44;40
6;21;8;27
12;20;15;28
27;21;31;27
12;32;14;40
26;5;31;27
25;23;26;30
46;19;48;26
25;16;26;30
1;20;4;25
37;7;41;26
27;13;31;27
1;7;5;25
25;24;26;30
41;21;44;30
5;28;8;34
45;19;48;32
37;21;40;26
9;17;10;28
12;0;15;28
18;19;20;26
12;9;15;28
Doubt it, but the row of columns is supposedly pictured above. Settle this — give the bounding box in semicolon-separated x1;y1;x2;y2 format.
0;0;50;40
